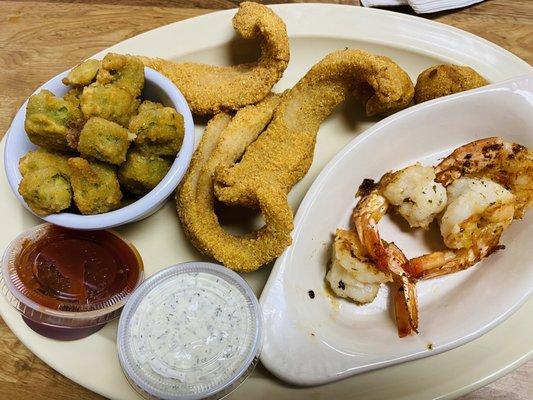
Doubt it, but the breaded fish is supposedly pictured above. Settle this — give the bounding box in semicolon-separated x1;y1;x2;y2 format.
139;2;289;115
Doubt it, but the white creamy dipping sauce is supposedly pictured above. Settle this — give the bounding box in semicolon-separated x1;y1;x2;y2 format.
118;265;261;399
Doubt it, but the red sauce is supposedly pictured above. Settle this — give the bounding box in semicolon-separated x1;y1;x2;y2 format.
12;226;142;311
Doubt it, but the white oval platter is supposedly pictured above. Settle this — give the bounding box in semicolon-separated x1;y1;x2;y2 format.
0;4;531;400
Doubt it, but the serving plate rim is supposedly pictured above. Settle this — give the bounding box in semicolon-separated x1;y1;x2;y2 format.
0;4;532;400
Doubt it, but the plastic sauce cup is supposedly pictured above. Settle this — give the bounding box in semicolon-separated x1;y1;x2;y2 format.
117;262;263;399
1;223;144;340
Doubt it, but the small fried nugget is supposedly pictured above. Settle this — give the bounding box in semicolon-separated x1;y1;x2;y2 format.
81;84;140;127
25;90;83;152
414;65;488;104
19;148;70;177
97;53;145;98
63;87;83;109
18;168;72;216
129;106;184;157
68;157;122;214
118;150;172;195
77;117;135;165
62;59;100;87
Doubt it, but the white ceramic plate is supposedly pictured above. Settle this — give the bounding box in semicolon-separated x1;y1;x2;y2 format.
0;4;532;400
260;76;533;386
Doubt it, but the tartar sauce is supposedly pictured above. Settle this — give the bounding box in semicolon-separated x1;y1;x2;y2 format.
117;262;262;400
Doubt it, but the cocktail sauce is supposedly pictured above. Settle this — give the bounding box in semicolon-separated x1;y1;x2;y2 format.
12;226;141;311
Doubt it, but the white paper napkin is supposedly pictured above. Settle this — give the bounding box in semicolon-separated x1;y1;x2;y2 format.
361;0;485;14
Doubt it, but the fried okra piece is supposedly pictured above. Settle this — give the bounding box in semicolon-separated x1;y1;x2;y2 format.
414;65;488;104
137;100;163;113
129;105;184;157
63;87;83;109
24;90;83;152
80;54;144;127
118;150;172;195
18;149;73;215
62;88;84;147
62;59;100;87
68;157;122;214
96;53;145;98
81;84;140;127
18;168;72;216
77;117;135;165
19;148;70;176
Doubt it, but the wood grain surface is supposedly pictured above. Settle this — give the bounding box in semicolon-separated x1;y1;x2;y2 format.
0;1;531;399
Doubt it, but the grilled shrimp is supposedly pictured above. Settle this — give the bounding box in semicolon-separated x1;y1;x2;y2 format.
326;138;531;338
326;229;391;304
435;137;532;218
382;164;447;229
350;165;445;336
410;138;532;279
351;186;419;336
410;177;515;279
441;177;515;249
353;165;446;270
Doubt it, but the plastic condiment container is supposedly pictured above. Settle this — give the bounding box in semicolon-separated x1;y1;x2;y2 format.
0;223;144;340
117;262;263;400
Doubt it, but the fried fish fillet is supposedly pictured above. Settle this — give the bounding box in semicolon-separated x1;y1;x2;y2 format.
214;49;415;208
139;2;289;115
177;94;293;272
177;49;414;272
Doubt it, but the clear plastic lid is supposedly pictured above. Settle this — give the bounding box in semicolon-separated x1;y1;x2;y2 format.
117;262;263;400
1;223;144;328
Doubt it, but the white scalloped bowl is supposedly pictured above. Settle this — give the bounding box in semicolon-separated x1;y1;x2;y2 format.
3;67;195;230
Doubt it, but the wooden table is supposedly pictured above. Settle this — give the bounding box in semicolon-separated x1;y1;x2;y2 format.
0;1;531;399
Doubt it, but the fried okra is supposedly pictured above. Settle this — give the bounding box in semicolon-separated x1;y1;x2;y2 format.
118;150;172;195
24;90;83;152
77;117;135;165
414;65;487;104
18;168;72;216
18;149;73;215
63;87;83;109
68;157;122;214
19;148;70;177
81;84;140;127
62;59;100;87
129;104;184;157
79;54;144;128
137;100;163;113
96;53;145;98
